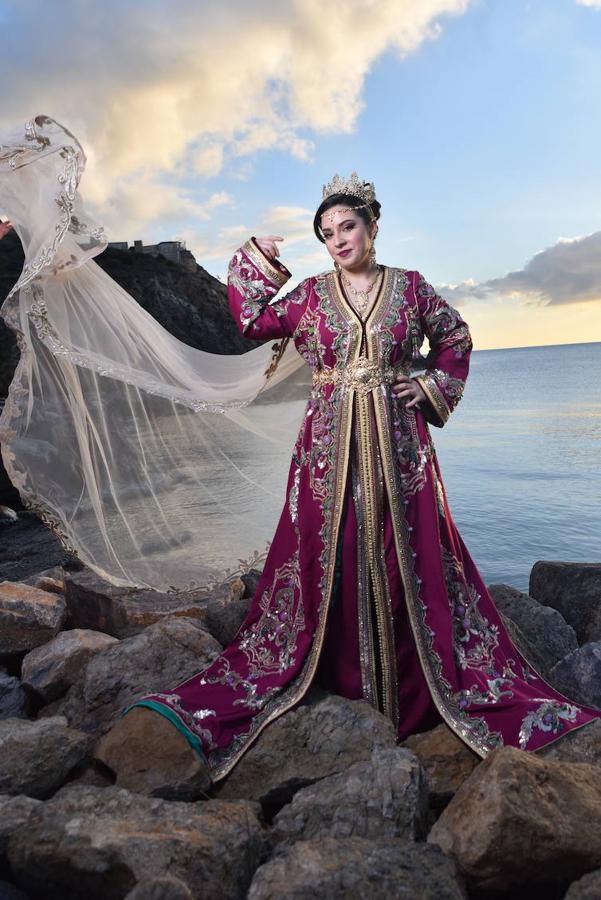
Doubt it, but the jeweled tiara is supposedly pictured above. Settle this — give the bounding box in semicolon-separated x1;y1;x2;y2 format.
321;171;376;204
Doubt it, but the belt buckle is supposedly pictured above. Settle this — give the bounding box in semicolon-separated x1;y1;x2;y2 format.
346;355;386;394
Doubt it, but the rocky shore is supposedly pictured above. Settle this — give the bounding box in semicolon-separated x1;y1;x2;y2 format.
0;510;600;899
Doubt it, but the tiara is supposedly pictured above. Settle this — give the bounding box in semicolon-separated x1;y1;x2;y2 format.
322;171;376;205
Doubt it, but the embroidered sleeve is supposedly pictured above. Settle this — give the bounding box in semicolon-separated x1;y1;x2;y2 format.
227;237;307;339
412;271;473;428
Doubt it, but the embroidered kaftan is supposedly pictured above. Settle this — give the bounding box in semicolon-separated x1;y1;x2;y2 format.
130;237;601;782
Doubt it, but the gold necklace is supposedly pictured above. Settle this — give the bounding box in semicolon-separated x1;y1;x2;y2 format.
341;265;382;315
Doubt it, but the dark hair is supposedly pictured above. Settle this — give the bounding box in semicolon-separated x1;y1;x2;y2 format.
313;192;381;243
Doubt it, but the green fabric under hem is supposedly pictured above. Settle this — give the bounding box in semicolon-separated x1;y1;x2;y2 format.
122;700;207;762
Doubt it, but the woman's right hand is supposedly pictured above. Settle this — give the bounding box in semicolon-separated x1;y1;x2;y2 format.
0;221;13;240
255;235;284;262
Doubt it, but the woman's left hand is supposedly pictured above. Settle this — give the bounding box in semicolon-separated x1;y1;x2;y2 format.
392;374;427;409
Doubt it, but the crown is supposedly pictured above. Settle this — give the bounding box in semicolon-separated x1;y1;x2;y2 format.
322;171;376;205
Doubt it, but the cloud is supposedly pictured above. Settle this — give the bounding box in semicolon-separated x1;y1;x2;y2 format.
576;0;601;8
440;231;601;307
0;0;472;230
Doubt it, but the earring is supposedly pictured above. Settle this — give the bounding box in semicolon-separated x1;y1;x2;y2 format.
368;242;376;266
334;259;341;273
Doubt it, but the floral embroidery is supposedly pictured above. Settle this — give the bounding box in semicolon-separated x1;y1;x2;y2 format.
227;249;281;331
454;677;514;710
390;393;430;497
236;552;305;680
443;549;501;672
199;657;283;711
518;700;580;749
294;304;326;368
429;367;467;407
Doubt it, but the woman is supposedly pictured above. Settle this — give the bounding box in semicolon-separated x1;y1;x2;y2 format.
1;118;599;785
125;173;601;783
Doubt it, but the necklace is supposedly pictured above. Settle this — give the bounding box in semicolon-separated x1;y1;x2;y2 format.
341;265;382;316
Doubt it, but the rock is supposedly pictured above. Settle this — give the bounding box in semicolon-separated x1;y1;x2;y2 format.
64;567;225;639
0;794;42;867
548;642;601;710
428;744;601;892
94;707;210;800
60;615;221;735
0;509;79;584
489;582;578;670
271;746;428;844
0;582;66;661
23;566;66;595
565;868;601;899
0;716;89;799
214;688;397;811
499;613;555;682
62;759;115;789
125;877;194;900
537;718;601;766
529;562;601;645
0;882;29;900
21;629;119;702
247;837;467;900
0;506;17;524
36;696;67;720
0;672;27;720
194;592;252;648
7;784;266;900
64;566;253;647
401;723;480;809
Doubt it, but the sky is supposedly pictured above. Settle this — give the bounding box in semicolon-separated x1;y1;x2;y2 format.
1;0;600;350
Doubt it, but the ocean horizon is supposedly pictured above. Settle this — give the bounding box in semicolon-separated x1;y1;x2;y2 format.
432;339;600;593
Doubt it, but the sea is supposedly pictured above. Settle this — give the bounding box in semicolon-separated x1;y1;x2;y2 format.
431;340;601;592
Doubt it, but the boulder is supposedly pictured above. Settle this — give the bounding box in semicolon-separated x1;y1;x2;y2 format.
22;566;66;595
247;837;467;900
0;510;76;584
63;567;247;640
0;794;42;867
401;723;480;809
64;568;211;638
0;716;89;799
565;868;601;899
7;784;266;900
0;882;28;900
213;688;397;812
60;615;221;735
537;718;601;766
124;877;194;900
499;613;555;682
271;746;428;844
193;590;252;648
0;582;66;661
529;562;601;645
489;582;578;670
428;744;601;892
0;672;27;720
94;706;211;800
548;642;601;710
0;506;17;524
21;629;119;702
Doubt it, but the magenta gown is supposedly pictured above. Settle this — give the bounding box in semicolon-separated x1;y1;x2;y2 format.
129;237;601;783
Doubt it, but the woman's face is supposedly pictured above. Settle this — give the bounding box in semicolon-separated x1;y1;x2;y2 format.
320;205;377;272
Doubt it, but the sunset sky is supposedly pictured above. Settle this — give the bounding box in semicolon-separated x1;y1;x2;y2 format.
1;0;601;349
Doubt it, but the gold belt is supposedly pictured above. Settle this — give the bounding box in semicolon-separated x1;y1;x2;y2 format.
312;356;408;394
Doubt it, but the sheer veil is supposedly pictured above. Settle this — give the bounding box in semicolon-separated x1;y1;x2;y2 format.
0;115;310;591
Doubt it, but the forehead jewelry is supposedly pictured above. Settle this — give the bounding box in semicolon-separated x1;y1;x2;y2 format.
320;203;374;226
